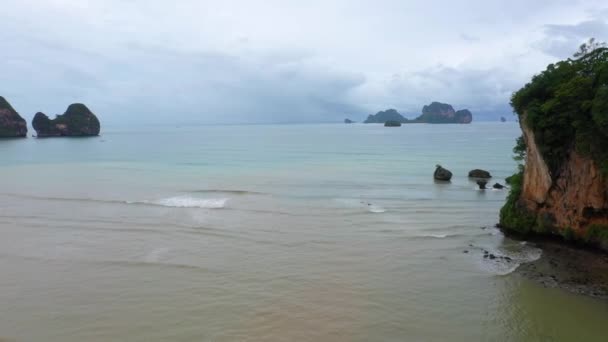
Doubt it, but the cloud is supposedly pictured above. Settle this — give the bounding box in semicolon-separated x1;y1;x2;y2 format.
460;34;480;43
539;19;608;58
0;0;607;124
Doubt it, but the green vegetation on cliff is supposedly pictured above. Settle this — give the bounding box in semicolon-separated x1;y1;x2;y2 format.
501;39;608;250
32;103;101;137
511;39;608;176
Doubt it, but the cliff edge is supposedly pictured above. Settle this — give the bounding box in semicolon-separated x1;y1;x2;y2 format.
500;43;608;251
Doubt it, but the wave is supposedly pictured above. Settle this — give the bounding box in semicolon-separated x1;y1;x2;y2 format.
4;192;228;209
188;189;267;196
424;234;449;239
135;196;228;209
368;205;386;213
477;243;543;276
410;233;468;240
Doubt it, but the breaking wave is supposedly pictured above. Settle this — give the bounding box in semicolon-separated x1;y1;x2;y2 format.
140;196;228;209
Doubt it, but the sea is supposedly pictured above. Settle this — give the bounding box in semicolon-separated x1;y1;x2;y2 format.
1;122;607;341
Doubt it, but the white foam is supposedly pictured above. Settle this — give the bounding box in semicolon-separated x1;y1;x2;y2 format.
425;234;449;238
145;247;170;262
150;196;228;209
368;205;386;213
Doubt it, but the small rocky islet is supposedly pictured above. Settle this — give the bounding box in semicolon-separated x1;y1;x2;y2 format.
364;101;473;124
0;96;101;138
33;104;100;137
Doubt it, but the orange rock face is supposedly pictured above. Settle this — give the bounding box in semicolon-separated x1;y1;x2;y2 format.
519;116;608;237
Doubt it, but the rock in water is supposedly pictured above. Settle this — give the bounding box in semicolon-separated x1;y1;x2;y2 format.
0;96;27;138
500;116;507;122
468;169;492;178
384;120;402;127
413;102;473;124
477;180;488;189
33;103;100;137
344;118;354;124
493;183;505;189
434;165;453;181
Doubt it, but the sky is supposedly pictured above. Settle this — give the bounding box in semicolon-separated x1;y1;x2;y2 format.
1;0;607;124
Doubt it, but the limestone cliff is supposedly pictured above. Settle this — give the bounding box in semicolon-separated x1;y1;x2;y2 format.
500;45;608;251
517;116;608;246
0;96;27;138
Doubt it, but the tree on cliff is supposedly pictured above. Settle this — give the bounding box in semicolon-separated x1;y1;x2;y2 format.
573;38;607;59
510;38;608;175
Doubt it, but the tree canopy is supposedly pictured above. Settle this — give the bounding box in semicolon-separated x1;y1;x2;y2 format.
511;39;608;175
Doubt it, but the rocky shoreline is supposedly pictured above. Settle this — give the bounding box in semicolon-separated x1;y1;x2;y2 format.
502;229;608;299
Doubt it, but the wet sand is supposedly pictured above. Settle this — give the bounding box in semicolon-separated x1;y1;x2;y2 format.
516;240;608;299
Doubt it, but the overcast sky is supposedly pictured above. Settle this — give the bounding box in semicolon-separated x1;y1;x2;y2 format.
1;0;607;124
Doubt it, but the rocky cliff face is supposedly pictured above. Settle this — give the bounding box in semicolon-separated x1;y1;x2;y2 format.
504;115;608;251
32;103;100;137
0;96;27;137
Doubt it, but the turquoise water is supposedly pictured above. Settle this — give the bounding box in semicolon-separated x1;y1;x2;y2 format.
1;123;607;341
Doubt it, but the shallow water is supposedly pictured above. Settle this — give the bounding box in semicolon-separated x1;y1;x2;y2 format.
1;123;607;341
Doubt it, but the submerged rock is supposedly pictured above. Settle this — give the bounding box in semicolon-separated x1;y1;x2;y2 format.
344;118;354;124
493;183;505;189
33;103;100;137
468;169;492;178
384;120;402;127
0;96;27;138
477;180;488;189
434;165;453;181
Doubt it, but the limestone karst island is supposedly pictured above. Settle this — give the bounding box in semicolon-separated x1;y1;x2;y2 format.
0;97;101;138
364;101;473;124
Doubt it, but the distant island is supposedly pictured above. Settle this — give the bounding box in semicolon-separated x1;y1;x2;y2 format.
0;96;28;138
0;96;101;138
364;102;472;124
33;103;101;137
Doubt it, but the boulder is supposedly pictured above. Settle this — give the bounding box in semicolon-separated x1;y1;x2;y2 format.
468;169;492;178
0;96;27;138
493;183;505;189
477;180;488;189
384;120;402;127
434;165;453;181
33;103;100;137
